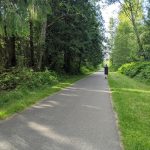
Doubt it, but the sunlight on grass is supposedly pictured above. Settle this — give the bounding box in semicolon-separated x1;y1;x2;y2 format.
0;111;7;119
112;88;150;93
0;74;90;120
108;73;150;150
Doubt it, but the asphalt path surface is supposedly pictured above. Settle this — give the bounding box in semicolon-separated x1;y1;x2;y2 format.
0;72;122;150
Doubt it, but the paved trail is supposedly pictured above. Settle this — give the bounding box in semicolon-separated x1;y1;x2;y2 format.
0;72;121;150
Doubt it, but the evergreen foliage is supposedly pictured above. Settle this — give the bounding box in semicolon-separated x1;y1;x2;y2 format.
0;0;104;74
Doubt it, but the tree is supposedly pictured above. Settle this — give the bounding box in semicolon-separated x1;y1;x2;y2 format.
0;0;104;74
111;12;138;69
108;17;116;65
141;0;150;60
44;0;104;73
108;0;145;59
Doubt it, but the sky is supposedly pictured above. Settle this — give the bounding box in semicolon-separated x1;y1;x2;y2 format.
100;2;120;32
97;1;120;59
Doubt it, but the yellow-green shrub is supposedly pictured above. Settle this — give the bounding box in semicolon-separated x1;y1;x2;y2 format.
118;62;150;82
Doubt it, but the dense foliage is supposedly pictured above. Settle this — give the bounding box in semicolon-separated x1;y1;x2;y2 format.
118;62;150;82
0;0;104;74
116;0;150;82
109;0;150;70
0;65;96;91
0;69;58;91
111;13;138;69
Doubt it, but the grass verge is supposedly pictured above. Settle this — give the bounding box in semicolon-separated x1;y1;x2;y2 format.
0;73;92;120
108;72;150;150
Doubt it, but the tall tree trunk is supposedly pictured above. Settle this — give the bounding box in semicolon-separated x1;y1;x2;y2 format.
129;2;144;58
43;15;53;69
0;36;5;67
38;19;47;70
9;35;17;67
29;19;34;67
4;24;9;68
132;23;143;57
4;36;17;68
64;49;71;73
4;25;16;68
78;53;82;72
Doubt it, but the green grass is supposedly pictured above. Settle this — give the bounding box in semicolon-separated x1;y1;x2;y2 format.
108;72;150;150
0;73;91;120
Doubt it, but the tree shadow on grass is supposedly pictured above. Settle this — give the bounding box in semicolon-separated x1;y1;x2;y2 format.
111;88;150;94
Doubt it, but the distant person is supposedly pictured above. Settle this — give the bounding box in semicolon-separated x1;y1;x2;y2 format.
104;64;108;79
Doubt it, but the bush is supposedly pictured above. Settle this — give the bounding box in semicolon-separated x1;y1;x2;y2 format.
118;62;137;77
0;69;20;90
80;65;97;74
118;62;150;82
0;68;58;91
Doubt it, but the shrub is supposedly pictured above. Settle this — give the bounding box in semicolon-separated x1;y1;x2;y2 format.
118;62;150;82
0;68;58;91
22;69;58;89
118;62;136;77
0;69;20;90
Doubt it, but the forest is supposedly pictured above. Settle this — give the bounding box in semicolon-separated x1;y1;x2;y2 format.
0;0;105;92
0;0;103;73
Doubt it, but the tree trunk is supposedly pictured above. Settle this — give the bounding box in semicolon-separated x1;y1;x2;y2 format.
78;53;82;72
4;24;9;68
4;24;16;68
0;36;5;67
38;19;47;70
4;36;17;68
129;2;144;58
43;15;53;69
29;19;34;67
9;35;17;67
64;50;71;73
131;13;143;55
